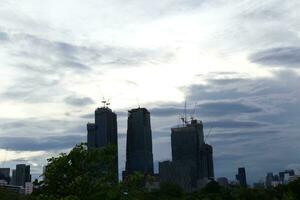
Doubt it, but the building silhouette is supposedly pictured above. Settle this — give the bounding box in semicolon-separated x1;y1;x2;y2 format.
217;177;229;187
15;164;31;187
159;160;194;192
11;169;16;185
279;169;295;184
236;167;247;188
0;168;10;184
159;119;214;191
87;106;118;180
265;172;274;188
124;108;154;178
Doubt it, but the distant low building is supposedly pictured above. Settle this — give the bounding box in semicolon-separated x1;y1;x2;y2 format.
159;160;195;192
288;175;300;183
0;179;8;185
0;184;24;194
279;170;295;184
265;172;274;188
253;182;265;189
25;182;33;195
217;177;229;187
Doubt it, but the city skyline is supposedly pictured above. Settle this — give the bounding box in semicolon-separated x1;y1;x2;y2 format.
1;0;300;184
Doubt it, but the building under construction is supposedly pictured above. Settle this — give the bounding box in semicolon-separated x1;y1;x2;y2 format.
159;119;214;192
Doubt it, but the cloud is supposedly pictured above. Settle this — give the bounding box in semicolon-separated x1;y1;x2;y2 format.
0;31;9;41
0;135;85;151
199;101;262;116
0;149;45;162
64;95;95;106
1;75;61;103
249;47;300;68
149;101;262;117
3;32;174;73
205;120;266;129
0;118;87;137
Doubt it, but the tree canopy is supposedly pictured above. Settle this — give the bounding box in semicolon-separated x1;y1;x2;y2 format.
28;143;300;200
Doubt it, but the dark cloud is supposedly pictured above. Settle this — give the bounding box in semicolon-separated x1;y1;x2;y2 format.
0;135;85;151
64;95;95;106
205;120;266;129
208;78;246;85
80;113;94;119
0;32;174;104
199;101;262;116
150;107;183;117
1;75;61;103
0;118;87;137
249;47;300;68
150;101;262;117
5;33;174;74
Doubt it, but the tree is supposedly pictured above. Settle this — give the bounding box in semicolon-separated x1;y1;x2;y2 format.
30;143;119;200
0;188;27;200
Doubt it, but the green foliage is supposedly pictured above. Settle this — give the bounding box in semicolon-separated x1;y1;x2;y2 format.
28;143;300;200
30;143;119;200
0;188;27;200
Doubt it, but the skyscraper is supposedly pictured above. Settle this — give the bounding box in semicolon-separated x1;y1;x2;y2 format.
15;164;31;187
87;107;118;149
160;119;214;191
0;168;10;184
87;106;118;180
124;108;154;178
171;119;214;180
236;167;247;188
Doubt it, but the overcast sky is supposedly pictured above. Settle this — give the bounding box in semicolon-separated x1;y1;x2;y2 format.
0;0;300;183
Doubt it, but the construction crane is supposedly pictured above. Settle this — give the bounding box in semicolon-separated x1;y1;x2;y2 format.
101;97;110;108
205;127;213;143
1;147;8;168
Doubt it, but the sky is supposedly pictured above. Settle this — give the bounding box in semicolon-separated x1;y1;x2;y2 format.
0;0;300;183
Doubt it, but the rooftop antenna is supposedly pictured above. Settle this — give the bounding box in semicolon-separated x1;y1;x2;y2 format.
184;100;187;124
190;102;198;121
136;97;140;108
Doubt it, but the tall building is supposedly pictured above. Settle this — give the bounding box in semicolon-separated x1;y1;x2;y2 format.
266;172;274;188
11;169;16;185
86;106;118;180
124;108;154;177
171;120;214;180
160;119;214;191
0;168;10;184
15;164;31;187
236;167;247;188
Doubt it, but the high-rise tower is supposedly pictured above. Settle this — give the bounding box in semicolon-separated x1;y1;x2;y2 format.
159;119;214;191
15;164;31;187
124;108;154;178
236;167;247;188
171;119;213;180
87;106;118;180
